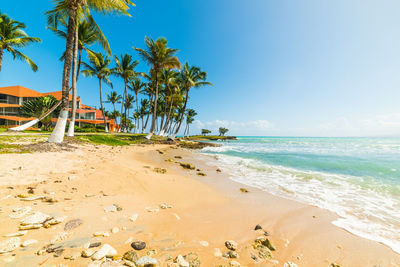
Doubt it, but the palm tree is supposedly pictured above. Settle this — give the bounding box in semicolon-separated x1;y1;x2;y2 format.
174;63;212;135
133;37;180;138
128;78;145;131
184;108;197;137
139;98;149;133
19;96;60;131
105;91;122;123
46;0;134;143
0;13;41;72
124;94;135;130
81;51;113;132
112;54;138;131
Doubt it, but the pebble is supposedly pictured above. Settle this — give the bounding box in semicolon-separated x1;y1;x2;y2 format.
123;250;138;262
4;231;28;237
19;223;42;230
135;256;158;267
254;224;262;231
160;203;172;209
91;244;117;260
111;227;119;234
129;214;139;222
0;237;20;254
21;239;38;247
82;248;96;257
68;175;76;181
223;251;239;259
131;240;146;250
284;262;298;267
89;242;102;248
230;261;241;267
20;211;51;225
225;240;238;251
104;205;118;213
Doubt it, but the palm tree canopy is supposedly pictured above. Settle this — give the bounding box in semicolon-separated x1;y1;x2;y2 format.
0;13;41;71
19;95;60;118
105;91;121;104
128;78;146;95
112;54;139;81
81;50;113;87
179;62;213;91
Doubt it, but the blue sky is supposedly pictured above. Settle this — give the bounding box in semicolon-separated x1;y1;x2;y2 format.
1;0;400;136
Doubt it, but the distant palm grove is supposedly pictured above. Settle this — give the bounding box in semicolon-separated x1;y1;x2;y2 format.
0;0;212;143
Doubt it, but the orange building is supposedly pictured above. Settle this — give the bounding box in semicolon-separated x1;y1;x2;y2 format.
0;85;118;131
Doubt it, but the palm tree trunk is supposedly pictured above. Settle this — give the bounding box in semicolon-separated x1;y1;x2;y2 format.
163;98;174;132
67;24;79;137
98;78;108;132
149;75;159;134
76;48;82;82
143;94;152;132
0;48;3;72
174;89;189;135
120;79;127;131
48;7;77;143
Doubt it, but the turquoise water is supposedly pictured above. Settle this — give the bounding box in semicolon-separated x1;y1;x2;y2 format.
201;137;400;253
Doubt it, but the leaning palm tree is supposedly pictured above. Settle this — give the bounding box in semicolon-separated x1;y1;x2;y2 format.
19;96;60;131
81;51;113;132
174;63;212;136
105;91;121;123
124;94;135;129
112;54;138;131
46;0;134;143
184;108;197;137
128;78;145;132
133;37;180;138
0;12;41;72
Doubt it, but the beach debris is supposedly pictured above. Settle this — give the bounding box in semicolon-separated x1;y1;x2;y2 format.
196;172;206;176
255;236;275;251
225;240;238;251
85;193;95;198
111;227;119;234
131;240;146;250
223;250;239;259
255;244;272;259
64;219;83;231
174;254;189;267
91;244;117;260
160;203;172;209
145;207;159;213
4;231;28;237
153;167;167;174
93;231;110;237
147;248;157;256
82;248;97;258
179;163;195;170
239;188;249;193
165;158;174;162
199;240;209;247
156;149;164;154
19;195;46;201
230;261;241;267
89;242;102;248
172;213;181;220
254;224;263;231
135;256;158;267
331;263;340;267
19;224;42;230
214;248;222;257
104;204;119;212
183;252;200;266
43;216;66;228
27;187;35;194
0;237;20;254
174;156;182;159
20;211;51;225
21;239;38;247
68;175;77;181
216;168;222;172
129;213;139;222
42;196;58;203
123;250;138;262
284;262;298;267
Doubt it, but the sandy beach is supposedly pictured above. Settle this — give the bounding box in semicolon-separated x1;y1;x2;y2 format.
0;142;399;267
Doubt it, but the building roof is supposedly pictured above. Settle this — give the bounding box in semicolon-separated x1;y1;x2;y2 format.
43;91;81;102
0;86;43;98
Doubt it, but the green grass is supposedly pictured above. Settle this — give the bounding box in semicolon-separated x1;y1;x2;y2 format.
0;128;7;133
0;143;28;154
75;134;150;146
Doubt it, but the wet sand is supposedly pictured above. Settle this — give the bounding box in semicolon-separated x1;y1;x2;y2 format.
0;143;399;266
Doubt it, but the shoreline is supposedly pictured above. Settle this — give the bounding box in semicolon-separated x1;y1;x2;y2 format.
0;143;399;266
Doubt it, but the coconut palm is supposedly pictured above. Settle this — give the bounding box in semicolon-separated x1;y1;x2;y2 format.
112;54;139;131
105;91;122;123
128;78;145;131
133;37;180;137
19;96;60;131
124;94;135;130
81;51;113;131
139;98;149;133
174;63;212;135
184;108;197;137
46;0;134;143
0;12;41;72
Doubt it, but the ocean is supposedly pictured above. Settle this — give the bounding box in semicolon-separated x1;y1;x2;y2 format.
200;136;400;253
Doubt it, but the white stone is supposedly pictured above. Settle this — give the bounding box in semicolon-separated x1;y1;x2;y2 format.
175;254;189;267
82;248;96;257
19;224;42;230
21;239;38;247
199;240;209;247
93;231;110;237
136;256;158;267
230;261;241;267
68;175;77;181
129;213;138;222
0;237;20;254
9;206;31;218
111;227;119;234
284;262;298;267
91;244;117;260
20;196;45;201
20;211;51;225
104;205;117;213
